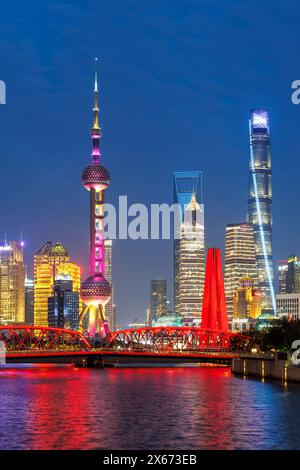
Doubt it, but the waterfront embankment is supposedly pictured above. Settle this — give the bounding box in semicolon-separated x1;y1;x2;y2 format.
232;353;300;383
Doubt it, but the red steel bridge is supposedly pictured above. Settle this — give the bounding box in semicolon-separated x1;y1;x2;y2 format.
0;249;251;366
0;325;249;366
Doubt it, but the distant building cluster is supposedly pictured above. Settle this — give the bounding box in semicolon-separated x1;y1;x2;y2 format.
0;239;116;332
145;110;279;332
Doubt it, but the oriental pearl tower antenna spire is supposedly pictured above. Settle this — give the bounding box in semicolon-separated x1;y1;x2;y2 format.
79;58;112;338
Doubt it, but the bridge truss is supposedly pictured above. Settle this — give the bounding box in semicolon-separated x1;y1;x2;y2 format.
0;325;91;352
106;326;239;353
0;325;249;357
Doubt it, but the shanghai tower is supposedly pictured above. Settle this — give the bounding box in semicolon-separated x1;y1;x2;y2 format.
247;110;275;313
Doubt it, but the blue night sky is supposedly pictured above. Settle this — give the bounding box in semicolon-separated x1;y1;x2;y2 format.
0;0;300;326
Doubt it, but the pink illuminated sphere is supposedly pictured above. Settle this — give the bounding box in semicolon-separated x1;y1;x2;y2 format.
80;274;112;306
81;163;110;191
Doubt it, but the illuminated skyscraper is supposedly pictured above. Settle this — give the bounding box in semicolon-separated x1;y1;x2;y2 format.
247;110;275;313
25;275;34;325
173;171;203;312
286;255;300;293
224;223;258;319
278;259;288;294
233;277;261;320
0;241;25;324
178;194;205;319
48;278;79;330
34;241;80;326
150;280;167;320
79;60;112;337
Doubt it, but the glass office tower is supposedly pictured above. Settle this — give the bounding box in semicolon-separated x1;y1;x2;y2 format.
178;194;205;319
286;255;300;294
173;171;203;313
247;110;275;313
48;277;79;330
224;223;259;320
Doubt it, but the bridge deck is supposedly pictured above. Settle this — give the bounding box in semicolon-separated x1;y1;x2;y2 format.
4;350;239;366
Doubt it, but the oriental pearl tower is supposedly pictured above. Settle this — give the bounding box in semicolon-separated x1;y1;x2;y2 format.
79;59;111;338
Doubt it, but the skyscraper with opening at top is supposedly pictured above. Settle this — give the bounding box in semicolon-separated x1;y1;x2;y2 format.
173;171;203;314
178;194;205;320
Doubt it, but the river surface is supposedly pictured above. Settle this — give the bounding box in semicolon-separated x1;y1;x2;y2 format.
0;364;300;449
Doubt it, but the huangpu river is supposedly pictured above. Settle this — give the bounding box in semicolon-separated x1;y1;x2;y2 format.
0;365;300;450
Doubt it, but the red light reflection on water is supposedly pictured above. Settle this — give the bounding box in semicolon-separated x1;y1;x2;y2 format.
0;365;289;449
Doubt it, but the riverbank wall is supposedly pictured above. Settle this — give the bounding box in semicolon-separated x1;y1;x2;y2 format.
232;354;300;383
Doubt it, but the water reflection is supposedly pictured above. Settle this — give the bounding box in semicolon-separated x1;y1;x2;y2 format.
0;365;300;449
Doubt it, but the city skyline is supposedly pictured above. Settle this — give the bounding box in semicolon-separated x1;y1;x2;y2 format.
0;107;293;325
1;1;300;325
2;1;300;457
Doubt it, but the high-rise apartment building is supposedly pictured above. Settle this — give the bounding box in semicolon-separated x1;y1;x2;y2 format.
0;241;25;324
224;223;258;319
173;171;203;313
150;280;167;320
247;109;275;313
178;194;205;319
48;278;79;330
34;241;80;326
